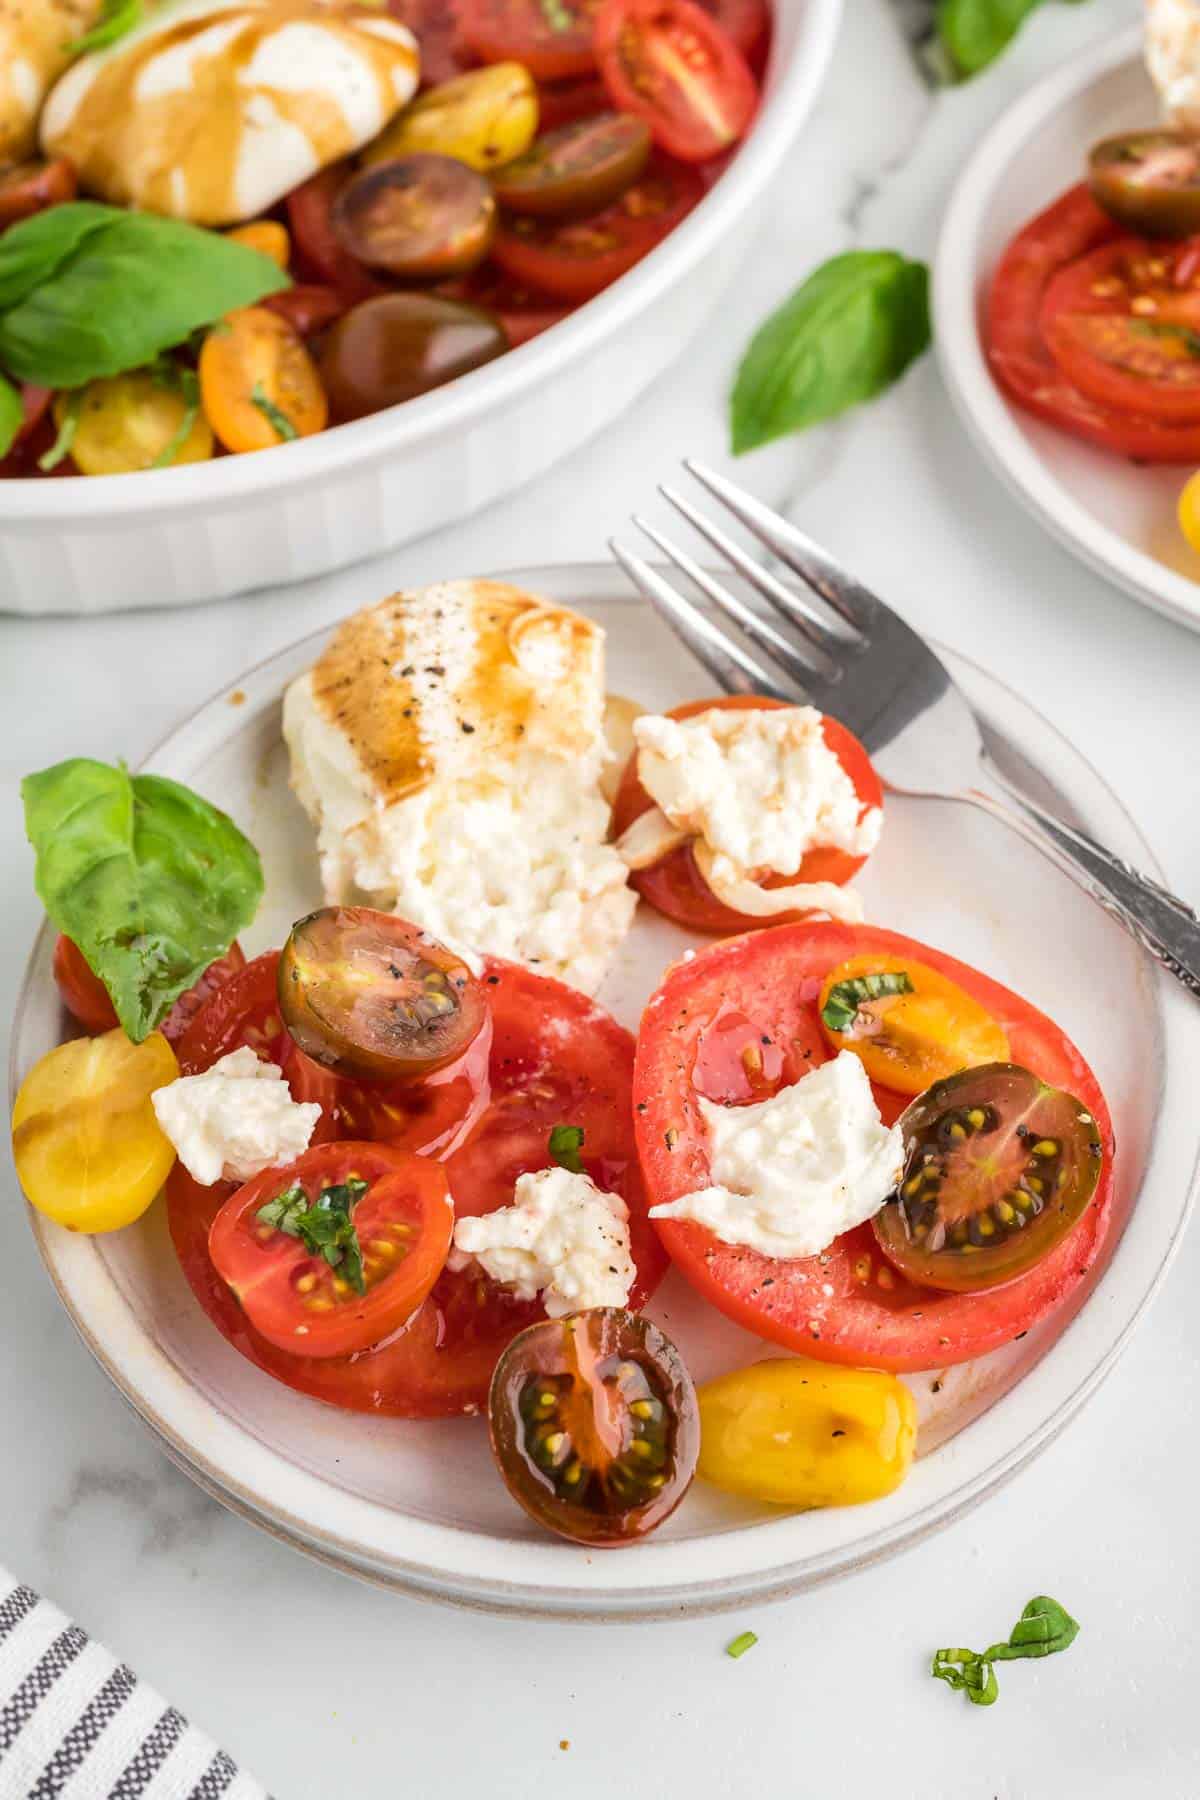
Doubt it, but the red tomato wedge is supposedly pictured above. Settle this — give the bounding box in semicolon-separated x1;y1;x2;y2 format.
491;153;703;299
460;0;601;81
167;959;667;1416
286;167;382;303
53;934;246;1044
634;922;1115;1373
693;0;769;64
594;0;757;163
986;182;1200;463
263;285;347;339
610;696;882;934
209;1142;453;1359
536;75;611;130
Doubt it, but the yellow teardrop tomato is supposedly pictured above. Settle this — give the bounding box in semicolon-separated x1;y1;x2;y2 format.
363;63;538;173
58;373;214;475
225;219;291;268
12;1030;179;1233
199;307;327;453
818;952;1009;1096
696;1358;917;1509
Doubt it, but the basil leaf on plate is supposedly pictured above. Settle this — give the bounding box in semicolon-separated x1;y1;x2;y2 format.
549;1124;585;1173
0;202;116;311
0;370;23;458
22;758;264;1043
730;250;930;454
0;211;290;388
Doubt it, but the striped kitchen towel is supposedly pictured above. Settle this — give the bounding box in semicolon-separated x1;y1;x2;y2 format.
0;1571;268;1800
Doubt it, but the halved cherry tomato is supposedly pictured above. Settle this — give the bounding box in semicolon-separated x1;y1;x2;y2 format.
167;959;667;1416
209;1142;453;1357
1039;236;1200;422
319;293;507;419
594;0;757;164
333;154;496;279
363;63;538;172
59;373;214;475
986;182;1200;463
488;1308;698;1544
199;307;328;453
442;267;570;343
262;285;346;338
874;1063;1105;1294
388;0;474;88
0;158;76;227
610;696;882;934
494;113;651;218
818;951;1009;1095
1088;130;1200;239
286;166;382;302
693;0;769;64
225;219;290;267
491;152;702;298
460;0;602;81
536;75;610;131
634;922;1115;1372
277;906;489;1082
52;934;247;1043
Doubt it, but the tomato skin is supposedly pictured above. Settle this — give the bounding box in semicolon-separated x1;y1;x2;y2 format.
388;0;474;87
167;958;666;1416
460;0;602;81
0;158;76;227
536;75;611;131
53;934;246;1044
693;0;769;64
286;166;382;303
594;0;758;164
209;1142;453;1359
263;285;346;338
986;182;1200;463
610;696;882;934
633;922;1115;1372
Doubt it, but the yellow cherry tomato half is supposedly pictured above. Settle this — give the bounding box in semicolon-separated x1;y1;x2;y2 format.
1179;469;1200;553
12;1030;179;1233
363;63;538;173
57;373;214;475
199;306;328;454
696;1358;917;1509
818;951;1010;1096
225;219;291;267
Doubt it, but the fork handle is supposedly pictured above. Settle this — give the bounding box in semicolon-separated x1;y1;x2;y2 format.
961;787;1200;1000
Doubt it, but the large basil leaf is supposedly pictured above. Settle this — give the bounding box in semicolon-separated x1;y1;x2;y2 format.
22;759;264;1042
730;250;930;455
0;212;290;387
0;202;116;312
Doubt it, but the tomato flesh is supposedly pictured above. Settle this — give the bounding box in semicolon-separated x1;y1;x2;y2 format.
460;0;603;82
594;0;758;164
332;154;496;280
494;114;652;218
1039;236;1200;421
633;922;1115;1372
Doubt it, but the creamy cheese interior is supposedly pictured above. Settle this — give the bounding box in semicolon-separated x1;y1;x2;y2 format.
282;580;637;994
40;0;419;224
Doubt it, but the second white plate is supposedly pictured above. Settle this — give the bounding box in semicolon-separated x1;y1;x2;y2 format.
934;25;1200;633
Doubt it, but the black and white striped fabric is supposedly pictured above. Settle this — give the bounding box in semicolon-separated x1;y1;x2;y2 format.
0;1572;268;1800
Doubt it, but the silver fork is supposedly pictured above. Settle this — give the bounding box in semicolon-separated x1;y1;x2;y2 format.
610;459;1200;1000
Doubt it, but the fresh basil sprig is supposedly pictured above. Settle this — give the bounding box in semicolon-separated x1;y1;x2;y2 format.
549;1124;585;1174
250;382;298;443
730;251;930;455
258;1177;369;1294
931;1596;1080;1706
70;0;143;55
936;0;1092;80
22;758;263;1042
821;971;914;1034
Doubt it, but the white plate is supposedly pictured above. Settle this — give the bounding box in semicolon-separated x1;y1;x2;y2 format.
11;563;1200;1618
934;25;1200;634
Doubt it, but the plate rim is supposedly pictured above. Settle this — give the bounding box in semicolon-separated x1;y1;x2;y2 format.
13;561;1200;1618
932;23;1200;635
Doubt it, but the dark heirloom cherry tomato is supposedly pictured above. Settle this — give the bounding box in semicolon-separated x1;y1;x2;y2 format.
491;152;703;298
488;1308;698;1544
461;0;602;81
388;0;475;87
594;0;757;164
443;267;571;343
332;154;496;279
0;158;77;227
52;933;247;1043
278;905;488;1083
1088;131;1200;239
263;284;346;337
873;1064;1104;1295
286;166;382;302
494;113;651;218
209;1142;453;1358
320;292;507;417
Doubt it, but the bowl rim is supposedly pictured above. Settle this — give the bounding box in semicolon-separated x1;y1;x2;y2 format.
0;0;843;524
12;562;1200;1618
932;22;1200;637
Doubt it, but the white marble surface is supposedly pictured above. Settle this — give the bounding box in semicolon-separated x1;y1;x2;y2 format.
4;0;1200;1793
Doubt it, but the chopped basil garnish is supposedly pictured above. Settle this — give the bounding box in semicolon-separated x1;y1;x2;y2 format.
250;382;298;442
548;1124;585;1174
820;970;914;1035
257;1175;369;1295
37;389;81;471
725;1631;758;1660
151;363;202;469
931;1596;1080;1707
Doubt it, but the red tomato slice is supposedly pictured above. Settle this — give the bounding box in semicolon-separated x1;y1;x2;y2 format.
52;934;247;1043
986;182;1200;463
388;0;475;85
491;152;703;299
536;75;611;130
594;0;757;164
167;958;667;1416
208;1142;453;1359
286;167;382;303
460;0;601;81
693;0;768;64
610;696;882;934
1039;235;1200;421
634;922;1115;1373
